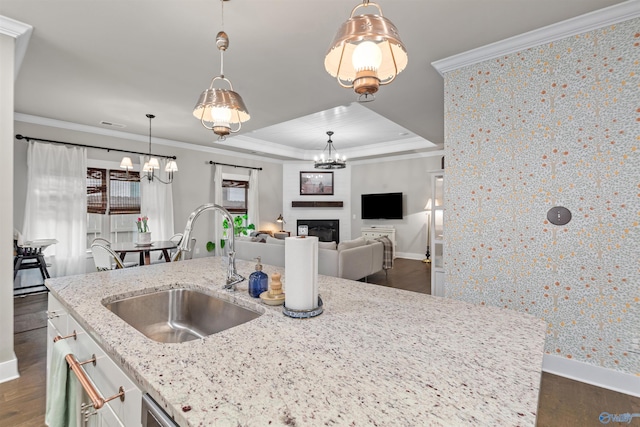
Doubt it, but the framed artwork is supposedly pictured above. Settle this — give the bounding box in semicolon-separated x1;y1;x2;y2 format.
300;171;334;195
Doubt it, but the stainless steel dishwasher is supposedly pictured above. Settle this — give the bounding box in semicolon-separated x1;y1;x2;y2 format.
141;394;179;427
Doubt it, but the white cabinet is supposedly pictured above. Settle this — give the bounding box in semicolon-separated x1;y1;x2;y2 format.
361;226;396;258
47;294;142;427
430;171;445;297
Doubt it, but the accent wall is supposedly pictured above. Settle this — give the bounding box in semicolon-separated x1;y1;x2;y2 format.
443;18;639;376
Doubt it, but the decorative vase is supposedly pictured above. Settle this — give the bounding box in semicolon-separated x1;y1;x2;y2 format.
138;232;152;245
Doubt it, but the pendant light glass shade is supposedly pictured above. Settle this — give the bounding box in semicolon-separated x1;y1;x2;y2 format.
325;1;407;97
193;76;250;139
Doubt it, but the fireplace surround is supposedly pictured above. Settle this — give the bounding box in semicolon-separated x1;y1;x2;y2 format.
296;219;339;243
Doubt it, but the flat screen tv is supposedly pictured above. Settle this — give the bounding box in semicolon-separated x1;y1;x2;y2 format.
361;192;403;219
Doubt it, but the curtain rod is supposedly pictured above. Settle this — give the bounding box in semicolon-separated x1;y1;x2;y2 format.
15;134;177;160
208;161;262;171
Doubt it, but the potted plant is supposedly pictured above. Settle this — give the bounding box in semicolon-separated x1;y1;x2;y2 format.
206;214;255;252
136;216;151;244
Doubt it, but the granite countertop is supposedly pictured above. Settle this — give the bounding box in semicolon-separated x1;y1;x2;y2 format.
46;257;546;426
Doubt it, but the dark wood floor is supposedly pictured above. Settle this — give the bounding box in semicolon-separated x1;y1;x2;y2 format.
1;292;47;427
1;262;638;426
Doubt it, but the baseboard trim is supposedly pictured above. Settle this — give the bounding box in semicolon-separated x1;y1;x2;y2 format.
0;353;19;384
543;354;639;397
396;252;424;261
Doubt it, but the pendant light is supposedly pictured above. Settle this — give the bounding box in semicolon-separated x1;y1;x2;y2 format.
142;114;177;184
193;0;250;140
325;0;408;101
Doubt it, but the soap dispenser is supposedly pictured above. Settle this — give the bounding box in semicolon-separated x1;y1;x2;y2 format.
248;257;268;298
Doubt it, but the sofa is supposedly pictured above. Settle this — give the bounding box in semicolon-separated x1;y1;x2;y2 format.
234;236;385;281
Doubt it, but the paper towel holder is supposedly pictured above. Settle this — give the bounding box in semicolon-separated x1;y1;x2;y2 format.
283;296;323;319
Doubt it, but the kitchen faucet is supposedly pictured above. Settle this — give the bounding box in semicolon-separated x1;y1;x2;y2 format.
179;203;245;290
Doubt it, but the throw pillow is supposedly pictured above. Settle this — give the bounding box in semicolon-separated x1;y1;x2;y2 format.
266;236;285;245
337;236;366;252
318;241;337;250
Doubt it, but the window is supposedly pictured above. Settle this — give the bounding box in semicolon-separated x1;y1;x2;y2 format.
87;167;140;247
222;179;248;214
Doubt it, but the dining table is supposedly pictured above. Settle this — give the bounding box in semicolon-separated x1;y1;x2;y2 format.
110;240;178;266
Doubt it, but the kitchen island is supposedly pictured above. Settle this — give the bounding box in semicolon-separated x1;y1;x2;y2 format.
46;257;545;426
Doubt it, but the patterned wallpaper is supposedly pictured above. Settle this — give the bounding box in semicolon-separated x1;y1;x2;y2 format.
443;18;639;375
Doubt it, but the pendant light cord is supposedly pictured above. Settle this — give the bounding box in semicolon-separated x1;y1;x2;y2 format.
219;0;225;76
147;114;153;159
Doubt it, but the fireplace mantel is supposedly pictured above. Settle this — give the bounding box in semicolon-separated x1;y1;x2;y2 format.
292;201;343;208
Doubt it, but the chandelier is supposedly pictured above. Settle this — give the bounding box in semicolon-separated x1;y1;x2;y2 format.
193;0;250;140
324;0;408;101
136;114;178;184
314;131;346;170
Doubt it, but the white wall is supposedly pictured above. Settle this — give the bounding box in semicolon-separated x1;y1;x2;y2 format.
0;33;18;383
282;162;351;243
350;154;443;259
13;121;283;265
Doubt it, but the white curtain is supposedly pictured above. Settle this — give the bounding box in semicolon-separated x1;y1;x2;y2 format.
213;165;224;256
248;169;260;231
23;142;87;277
140;156;174;241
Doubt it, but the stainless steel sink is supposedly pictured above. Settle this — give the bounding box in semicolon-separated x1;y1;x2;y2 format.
104;289;261;343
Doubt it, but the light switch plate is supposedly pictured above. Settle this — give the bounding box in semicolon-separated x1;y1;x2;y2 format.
547;206;572;226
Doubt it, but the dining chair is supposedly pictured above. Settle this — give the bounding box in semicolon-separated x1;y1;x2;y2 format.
157;233;183;261
91;237;138;268
91;237;111;246
91;242;138;271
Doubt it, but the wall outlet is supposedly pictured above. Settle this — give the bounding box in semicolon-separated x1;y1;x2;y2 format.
195;247;200;255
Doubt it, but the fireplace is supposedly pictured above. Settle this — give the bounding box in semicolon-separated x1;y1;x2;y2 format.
297;219;340;243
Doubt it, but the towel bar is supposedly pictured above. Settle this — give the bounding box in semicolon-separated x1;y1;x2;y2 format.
53;330;77;342
54;334;125;409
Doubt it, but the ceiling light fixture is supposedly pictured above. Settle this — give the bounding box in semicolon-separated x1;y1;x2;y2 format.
138;114;177;184
193;0;250;141
324;0;408;102
314;131;346;170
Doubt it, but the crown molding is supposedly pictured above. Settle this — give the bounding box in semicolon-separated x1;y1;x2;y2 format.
15;113;440;164
14;113;284;164
432;0;640;76
0;15;33;78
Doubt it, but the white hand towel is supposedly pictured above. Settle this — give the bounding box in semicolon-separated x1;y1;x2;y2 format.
45;339;79;427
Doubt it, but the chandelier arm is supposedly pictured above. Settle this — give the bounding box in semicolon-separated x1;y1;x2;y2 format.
144;170;174;185
151;175;174;185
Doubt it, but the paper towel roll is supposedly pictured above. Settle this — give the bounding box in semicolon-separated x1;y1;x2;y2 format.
284;236;318;311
